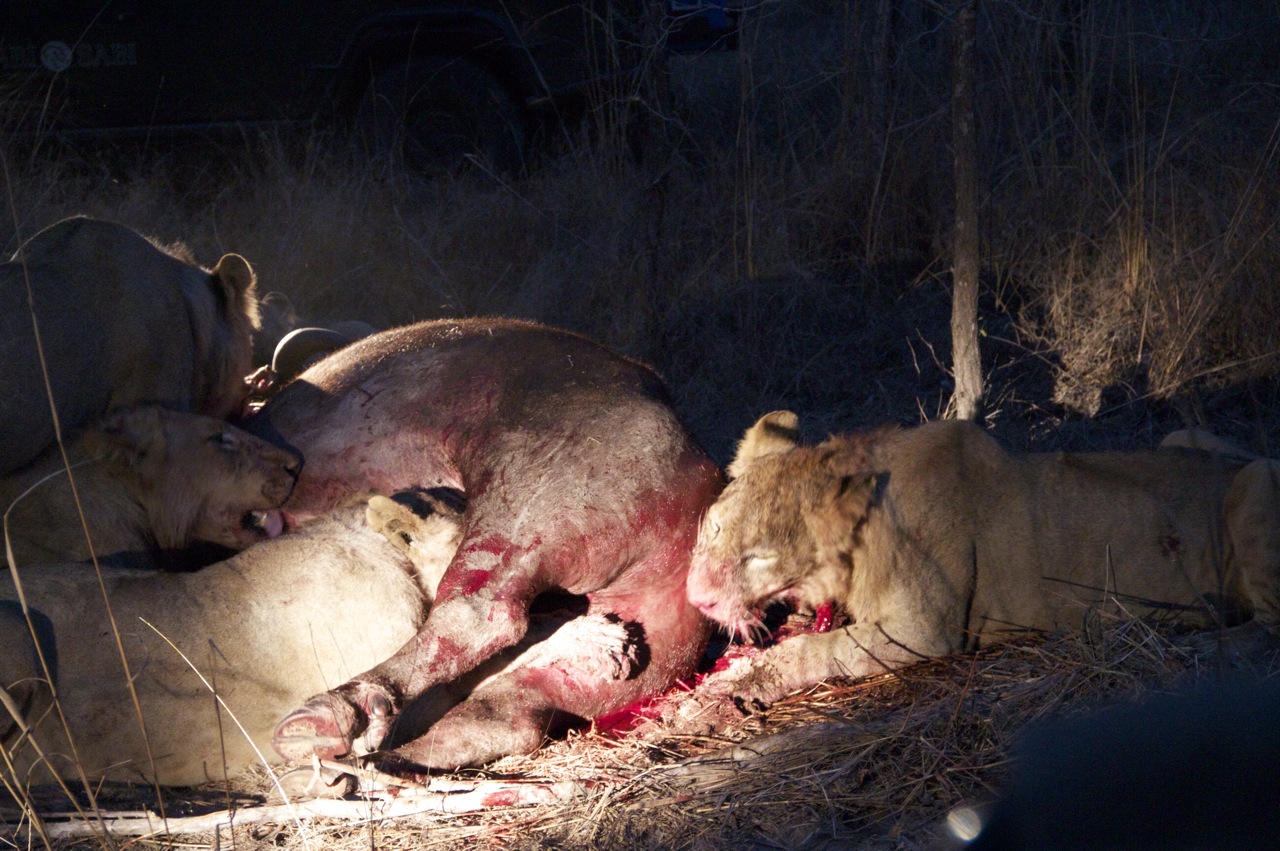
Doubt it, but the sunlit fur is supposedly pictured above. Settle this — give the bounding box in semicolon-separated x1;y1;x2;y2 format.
0;491;462;786
688;410;1280;713
1;405;298;565
688;413;884;640
1;216;260;476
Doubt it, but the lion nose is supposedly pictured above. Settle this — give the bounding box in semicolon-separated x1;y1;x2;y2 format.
690;600;719;620
684;585;720;616
282;452;303;482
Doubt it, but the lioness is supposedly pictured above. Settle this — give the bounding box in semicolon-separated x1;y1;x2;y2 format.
2;406;299;567
0;492;460;787
682;411;1280;720
1;216;262;475
2;490;644;788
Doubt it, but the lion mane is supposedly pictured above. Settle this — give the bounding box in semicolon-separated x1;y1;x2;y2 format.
685;411;1280;713
0;216;262;475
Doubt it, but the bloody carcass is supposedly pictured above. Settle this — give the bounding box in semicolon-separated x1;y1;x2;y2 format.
247;317;721;770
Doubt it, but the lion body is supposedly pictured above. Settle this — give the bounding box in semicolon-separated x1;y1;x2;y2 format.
2;490;643;787
685;415;1280;711
0;216;260;475
0;499;449;786
1;406;299;567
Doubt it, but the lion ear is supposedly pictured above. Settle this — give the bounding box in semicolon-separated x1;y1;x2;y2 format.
728;410;801;479
81;406;166;472
210;253;259;325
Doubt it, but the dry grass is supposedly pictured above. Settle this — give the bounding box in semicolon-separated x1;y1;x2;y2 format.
10;1;1280;458
9;619;1278;850
5;1;1278;456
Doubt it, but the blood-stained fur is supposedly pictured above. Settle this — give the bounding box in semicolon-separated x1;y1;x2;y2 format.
1;216;261;475
1;406;298;567
247;317;721;771
1;489;648;788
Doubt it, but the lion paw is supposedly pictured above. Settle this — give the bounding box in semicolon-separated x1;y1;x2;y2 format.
653;663;782;738
657;689;750;738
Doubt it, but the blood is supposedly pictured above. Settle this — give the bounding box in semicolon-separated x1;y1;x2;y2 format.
593;605;844;736
462;569;492;596
592;681;691;734
481;790;519;807
813;601;835;633
592;642;763;734
461;536;509;557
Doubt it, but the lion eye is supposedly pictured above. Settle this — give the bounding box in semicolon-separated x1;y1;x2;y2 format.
211;430;237;449
741;553;778;573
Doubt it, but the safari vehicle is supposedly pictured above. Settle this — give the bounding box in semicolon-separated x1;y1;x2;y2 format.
0;1;735;172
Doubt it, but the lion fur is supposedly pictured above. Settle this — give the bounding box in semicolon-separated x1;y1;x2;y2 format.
0;494;461;787
1;406;298;567
1;216;261;475
685;414;1280;711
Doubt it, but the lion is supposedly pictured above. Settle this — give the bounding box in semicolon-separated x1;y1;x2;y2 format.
2;405;299;568
679;411;1280;724
1;216;262;476
0;491;461;787
2;489;643;789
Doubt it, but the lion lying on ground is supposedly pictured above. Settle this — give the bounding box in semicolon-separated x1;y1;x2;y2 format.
679;412;1280;726
0;492;459;787
2;406;299;568
1;489;641;789
1;216;262;475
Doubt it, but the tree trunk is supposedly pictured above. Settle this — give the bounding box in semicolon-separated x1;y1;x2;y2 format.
950;0;983;421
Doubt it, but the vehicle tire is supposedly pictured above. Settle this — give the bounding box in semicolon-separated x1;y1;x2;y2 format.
357;56;525;177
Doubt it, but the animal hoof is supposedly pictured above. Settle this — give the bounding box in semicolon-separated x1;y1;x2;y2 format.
273;703;356;761
357;690;396;755
273;681;402;761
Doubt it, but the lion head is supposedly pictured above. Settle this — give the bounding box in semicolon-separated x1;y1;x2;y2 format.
1;217;266;476
686;411;885;640
81;406;301;552
197;251;261;421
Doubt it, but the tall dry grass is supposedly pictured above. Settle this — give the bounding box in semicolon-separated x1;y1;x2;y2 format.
983;1;1280;425
6;1;1276;455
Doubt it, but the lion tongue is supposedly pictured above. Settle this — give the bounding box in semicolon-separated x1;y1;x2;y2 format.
251;509;285;539
813;602;835;633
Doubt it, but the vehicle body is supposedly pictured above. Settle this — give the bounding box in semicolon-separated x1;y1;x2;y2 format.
0;1;736;170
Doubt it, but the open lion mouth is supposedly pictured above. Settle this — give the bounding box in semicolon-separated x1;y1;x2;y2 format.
244;509;286;539
751;595;845;643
